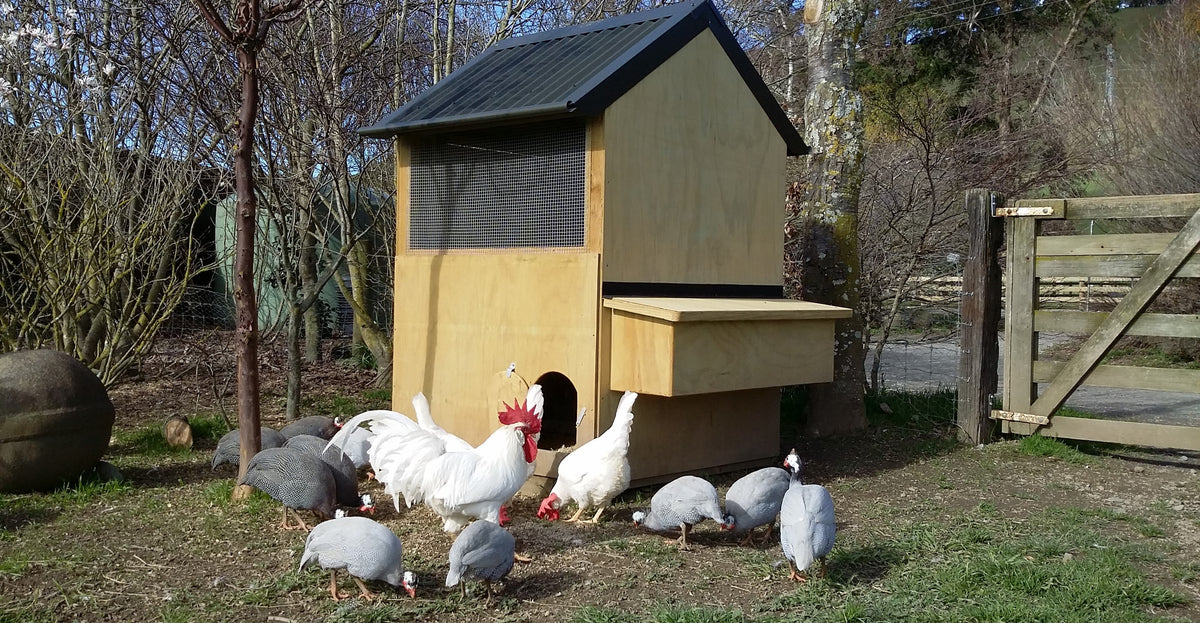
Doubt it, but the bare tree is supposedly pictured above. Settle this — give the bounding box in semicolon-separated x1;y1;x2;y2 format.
0;0;219;385
192;0;304;491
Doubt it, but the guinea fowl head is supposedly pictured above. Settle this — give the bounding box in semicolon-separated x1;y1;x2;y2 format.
631;510;646;527
783;449;802;473
358;493;375;514
401;570;417;598
498;385;543;463
719;513;737;531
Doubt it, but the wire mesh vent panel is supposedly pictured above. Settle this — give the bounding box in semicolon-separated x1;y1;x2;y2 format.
410;120;586;251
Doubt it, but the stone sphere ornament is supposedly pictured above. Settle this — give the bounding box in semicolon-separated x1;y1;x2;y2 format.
0;350;116;493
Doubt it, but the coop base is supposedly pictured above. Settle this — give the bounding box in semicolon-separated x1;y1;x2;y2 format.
518;387;783;496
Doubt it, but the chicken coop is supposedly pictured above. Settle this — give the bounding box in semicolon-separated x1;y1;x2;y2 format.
360;0;851;487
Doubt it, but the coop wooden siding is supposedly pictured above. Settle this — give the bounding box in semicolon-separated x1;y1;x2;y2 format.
390;253;601;447
600;29;786;287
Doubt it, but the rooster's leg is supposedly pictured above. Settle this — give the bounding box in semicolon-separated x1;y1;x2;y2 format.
564;507;586;523
353;577;376;600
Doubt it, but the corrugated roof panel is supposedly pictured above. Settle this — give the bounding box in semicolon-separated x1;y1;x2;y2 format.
359;0;807;155
382;18;666;128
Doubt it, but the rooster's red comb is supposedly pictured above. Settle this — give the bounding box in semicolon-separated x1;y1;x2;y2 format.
498;398;541;434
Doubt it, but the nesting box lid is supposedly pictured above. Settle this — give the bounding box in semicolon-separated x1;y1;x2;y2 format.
360;0;807;156
603;297;853;322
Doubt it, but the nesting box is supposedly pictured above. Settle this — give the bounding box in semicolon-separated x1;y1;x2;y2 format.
361;0;851;486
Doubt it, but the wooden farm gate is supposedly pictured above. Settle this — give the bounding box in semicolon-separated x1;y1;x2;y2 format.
992;193;1200;451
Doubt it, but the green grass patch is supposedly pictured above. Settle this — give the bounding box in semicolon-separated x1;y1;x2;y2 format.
866;388;957;429
189;413;230;442
1018;434;1095;464
301;390;393;417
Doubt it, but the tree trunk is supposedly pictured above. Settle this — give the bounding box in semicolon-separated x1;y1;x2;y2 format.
797;0;868;436
233;44;263;495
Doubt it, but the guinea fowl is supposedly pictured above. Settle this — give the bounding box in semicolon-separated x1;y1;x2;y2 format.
239;446;337;530
283;434;373;512
445;519;516;605
279;415;339;440
779;449;836;582
299;515;416;601
722;466;791;545
211;427;286;469
538;391;638;524
632;475;734;548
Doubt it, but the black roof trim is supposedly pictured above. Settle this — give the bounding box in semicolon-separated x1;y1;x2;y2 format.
359;0;807;155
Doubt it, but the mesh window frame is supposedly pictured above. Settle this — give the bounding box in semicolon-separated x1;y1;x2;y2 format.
408;119;587;252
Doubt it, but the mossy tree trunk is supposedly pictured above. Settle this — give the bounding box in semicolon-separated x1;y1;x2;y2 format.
795;0;868;436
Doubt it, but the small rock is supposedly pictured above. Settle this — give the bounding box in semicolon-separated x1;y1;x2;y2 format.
1062;553;1074;562
879;402;894;415
94;461;124;484
570;538;584;547
1133;465;1145;473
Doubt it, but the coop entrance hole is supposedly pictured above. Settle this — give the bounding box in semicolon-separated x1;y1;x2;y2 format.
534;371;577;450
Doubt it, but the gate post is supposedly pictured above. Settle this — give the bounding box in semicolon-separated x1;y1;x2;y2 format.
957;189;1004;444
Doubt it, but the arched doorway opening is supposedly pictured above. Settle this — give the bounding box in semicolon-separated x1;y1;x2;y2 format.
534;371;577;450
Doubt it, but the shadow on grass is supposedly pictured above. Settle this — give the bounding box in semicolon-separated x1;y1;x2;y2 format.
0;505;62;532
510;570;584;600
825;542;904;586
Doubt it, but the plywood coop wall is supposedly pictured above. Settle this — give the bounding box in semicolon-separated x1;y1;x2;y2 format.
601;29;786;286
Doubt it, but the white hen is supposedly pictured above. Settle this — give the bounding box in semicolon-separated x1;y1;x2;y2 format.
421;384;544;533
537;391;637;524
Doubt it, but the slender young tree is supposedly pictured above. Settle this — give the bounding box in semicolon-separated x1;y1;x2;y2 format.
192;0;304;494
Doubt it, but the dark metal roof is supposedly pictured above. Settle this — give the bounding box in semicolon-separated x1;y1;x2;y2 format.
360;0;807;156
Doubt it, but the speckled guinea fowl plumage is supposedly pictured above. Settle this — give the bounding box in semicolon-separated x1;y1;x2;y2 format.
239;446;336;527
279;415;339;440
284;434;363;507
300;516;413;600
212;427;286;469
724;466;790;543
633;475;732;547
779;450;836;581
446;519;515;599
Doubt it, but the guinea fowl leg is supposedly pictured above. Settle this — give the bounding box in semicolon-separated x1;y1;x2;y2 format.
757;523;775;545
352;577;377;600
563;506;586;523
281;508;310;531
737;530;756;547
676;523;691;549
329;570;345;600
483;579;494;607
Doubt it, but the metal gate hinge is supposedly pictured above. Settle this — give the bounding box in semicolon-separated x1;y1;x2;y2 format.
990;409;1050;425
994;206;1054;217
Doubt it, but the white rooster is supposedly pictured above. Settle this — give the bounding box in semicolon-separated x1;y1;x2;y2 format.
422;384;544;533
537;391;637;524
324;394;472;512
